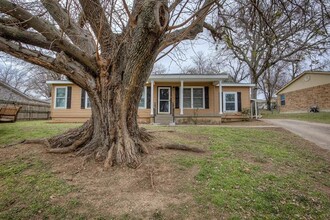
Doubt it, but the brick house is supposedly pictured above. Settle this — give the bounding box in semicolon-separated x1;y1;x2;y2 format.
276;71;330;113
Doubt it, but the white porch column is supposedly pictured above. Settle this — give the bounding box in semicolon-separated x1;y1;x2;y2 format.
219;80;223;114
180;80;184;115
150;80;154;116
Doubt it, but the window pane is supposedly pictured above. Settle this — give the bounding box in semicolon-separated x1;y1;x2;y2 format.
225;93;236;111
139;89;145;108
226;93;235;102
193;88;203;108
193;88;203;97
139;97;145;108
160;89;169;100
183;88;191;108
193;97;203;108
56;97;66;108
86;95;91;108
159;101;169;112
56;88;66;98
226;103;235;111
280;95;285;106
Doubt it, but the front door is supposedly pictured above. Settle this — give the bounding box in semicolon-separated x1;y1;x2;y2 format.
158;87;170;114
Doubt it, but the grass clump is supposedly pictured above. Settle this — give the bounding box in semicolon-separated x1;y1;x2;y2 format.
0;121;81;145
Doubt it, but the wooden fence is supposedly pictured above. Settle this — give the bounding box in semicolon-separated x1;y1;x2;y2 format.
0;100;50;120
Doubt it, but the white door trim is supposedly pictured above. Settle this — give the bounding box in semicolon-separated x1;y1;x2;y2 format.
158;87;171;114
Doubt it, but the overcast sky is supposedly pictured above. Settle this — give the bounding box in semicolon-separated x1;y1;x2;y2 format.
157;33;218;73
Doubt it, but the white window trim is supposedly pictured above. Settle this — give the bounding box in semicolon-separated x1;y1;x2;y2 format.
138;86;147;109
54;86;67;109
85;91;91;109
183;86;205;109
223;92;238;112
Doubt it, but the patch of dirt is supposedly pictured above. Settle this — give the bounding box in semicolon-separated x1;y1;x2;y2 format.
0;134;207;219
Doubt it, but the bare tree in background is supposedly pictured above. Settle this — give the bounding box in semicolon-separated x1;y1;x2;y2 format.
27;66;63;99
214;50;249;82
0;0;219;168
259;62;289;110
151;63;167;75
1;54;62;99
205;0;330;99
183;51;222;74
0;58;30;93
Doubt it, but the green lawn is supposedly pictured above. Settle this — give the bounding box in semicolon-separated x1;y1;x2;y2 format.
176;126;330;219
0;121;81;145
261;111;330;124
0;121;329;219
0;158;80;219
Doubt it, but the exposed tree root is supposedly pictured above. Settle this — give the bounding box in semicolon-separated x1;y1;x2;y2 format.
148;130;175;133
3;138;51;148
139;127;153;142
48;120;93;149
157;144;206;153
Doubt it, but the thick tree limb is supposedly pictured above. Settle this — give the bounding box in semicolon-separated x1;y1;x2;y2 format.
0;0;98;73
0;37;90;88
0;23;61;52
41;0;96;54
79;0;114;56
0;17;31;29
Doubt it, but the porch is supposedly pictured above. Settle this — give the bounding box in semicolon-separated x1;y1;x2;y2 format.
137;74;254;125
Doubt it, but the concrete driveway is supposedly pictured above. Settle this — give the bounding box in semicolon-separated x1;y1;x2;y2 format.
262;119;330;150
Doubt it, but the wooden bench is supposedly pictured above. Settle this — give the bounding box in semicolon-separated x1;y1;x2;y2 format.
0;106;22;122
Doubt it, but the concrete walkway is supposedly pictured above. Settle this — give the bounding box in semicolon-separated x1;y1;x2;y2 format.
262;119;330;150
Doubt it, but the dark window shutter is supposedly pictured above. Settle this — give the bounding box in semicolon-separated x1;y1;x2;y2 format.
175;87;179;108
146;87;151;109
222;92;224;112
66;86;72;109
237;92;242;112
81;89;86;109
205;87;209;109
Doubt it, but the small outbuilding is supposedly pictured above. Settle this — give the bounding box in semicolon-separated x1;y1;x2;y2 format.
276;71;330;113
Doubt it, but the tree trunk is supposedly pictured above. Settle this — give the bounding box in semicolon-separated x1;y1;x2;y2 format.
48;79;152;168
47;0;168;168
250;73;258;100
266;99;271;111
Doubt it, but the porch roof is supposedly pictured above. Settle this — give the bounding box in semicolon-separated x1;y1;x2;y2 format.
148;74;228;82
46;74;229;85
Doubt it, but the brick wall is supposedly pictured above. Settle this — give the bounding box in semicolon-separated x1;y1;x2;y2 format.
278;83;330;112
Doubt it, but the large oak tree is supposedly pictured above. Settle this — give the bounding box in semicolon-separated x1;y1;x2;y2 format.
0;0;218;168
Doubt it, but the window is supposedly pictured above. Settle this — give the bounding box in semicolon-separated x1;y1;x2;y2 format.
183;87;204;109
224;92;237;112
280;94;285;106
139;87;147;108
55;87;67;108
85;91;91;109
